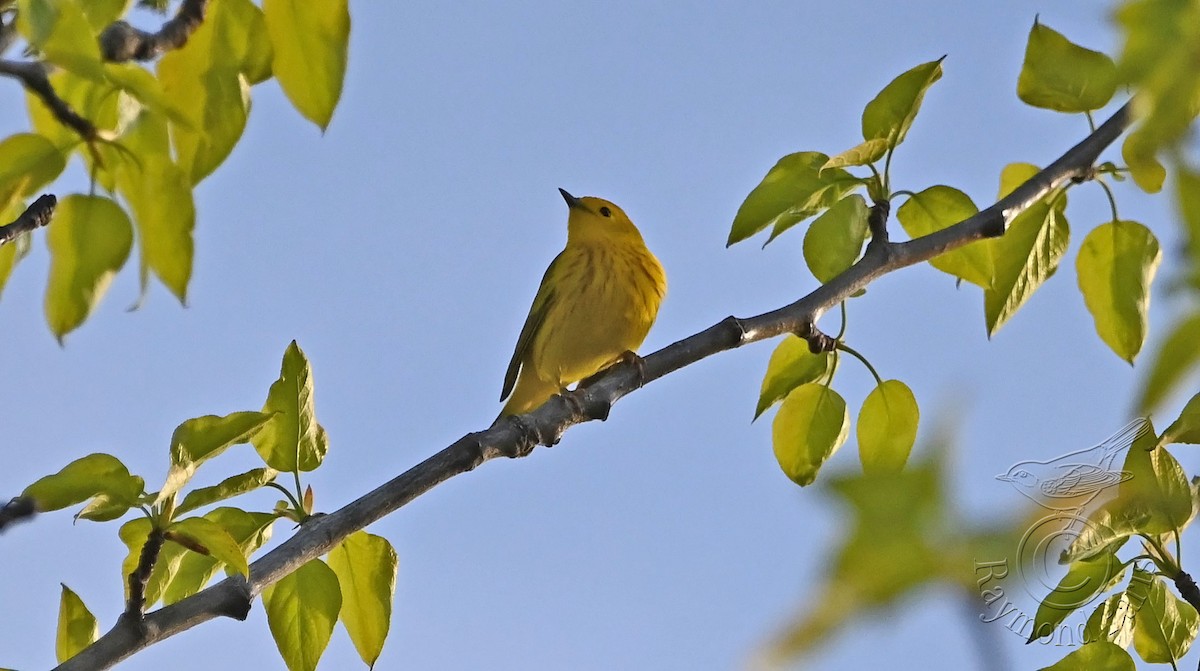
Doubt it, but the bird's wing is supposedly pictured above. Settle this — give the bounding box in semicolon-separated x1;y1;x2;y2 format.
500;252;563;401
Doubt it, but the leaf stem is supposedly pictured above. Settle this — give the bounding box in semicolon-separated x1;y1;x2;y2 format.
836;342;883;386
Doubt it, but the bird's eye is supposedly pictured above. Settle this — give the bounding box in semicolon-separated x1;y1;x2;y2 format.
599;206;612;217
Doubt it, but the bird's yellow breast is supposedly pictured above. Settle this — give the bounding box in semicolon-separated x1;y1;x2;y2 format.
531;239;665;386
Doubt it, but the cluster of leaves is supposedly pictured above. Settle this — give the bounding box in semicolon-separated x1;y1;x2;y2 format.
1030;403;1200;670
730;19;1184;492
0;0;350;342
16;342;398;671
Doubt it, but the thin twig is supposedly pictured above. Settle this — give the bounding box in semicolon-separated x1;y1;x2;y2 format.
0;59;96;140
54;102;1135;671
0;194;56;247
124;529;165;619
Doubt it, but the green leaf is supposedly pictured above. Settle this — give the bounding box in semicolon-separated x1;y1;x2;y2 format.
1085;592;1136;647
1075;221;1161;363
1163;393;1200;445
772;383;849;486
113;111;195;304
166;516;249;577
159;411;274;503
1039;642;1135;671
74;485;145;522
56;584;98;663
0;133;67;208
726;152;859;246
1017;21;1117;113
226;0;274;84
264;559;343;671
253;341;329;472
857;380;919;475
103;63;198;130
802;195;869;283
23;453;142;512
176;467;279;515
1060;500;1142;564
263;0;349;129
985;163;1068;336
82;0;130;30
822;138;888;170
1135;310;1200;412
163;508;275;604
18;0;106;81
44;194;133;341
1133;571;1199;663
328;531;398;668
896;185;992;288
1029;551;1125;642
1114;0;1200;157
755;335;836;419
1122;133;1165;194
861;58;944;148
1116;425;1193;535
157;3;251;185
118;517;190;607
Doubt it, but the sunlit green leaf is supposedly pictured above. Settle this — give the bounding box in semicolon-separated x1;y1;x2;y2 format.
157;2;251;185
176;468;279;515
264;559;342;671
857;379;919;475
328;531;398;668
1028;551;1125;642
0;200;34;299
0;133;67;209
823;139;888;170
44;195;133;341
1076;220;1161;363
263;0;349;129
56;584;98;663
727;152;859;246
1061;499;1142;564
82;0;130;30
166;516;249;577
895;185;992;288
23;453;141;512
1163;393;1200;445
104;63;197;130
1116;425;1193;535
18;0;106;81
755;335;836;420
1122;133;1165;194
253;341;329;472
158;411;273;503
803;195;869;283
1133;570;1199;664
1017;21;1117;113
1114;0;1200;157
1039;642;1135;671
861;58;944;148
163;508;275;604
772;383;849;486
1085;592;1136;648
985;163;1068;335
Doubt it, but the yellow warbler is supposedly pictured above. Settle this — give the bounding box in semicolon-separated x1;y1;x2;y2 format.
498;188;667;419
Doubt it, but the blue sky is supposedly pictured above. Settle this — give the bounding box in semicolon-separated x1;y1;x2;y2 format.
2;1;1195;669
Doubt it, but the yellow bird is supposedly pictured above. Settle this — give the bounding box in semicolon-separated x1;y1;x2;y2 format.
498;188;667;419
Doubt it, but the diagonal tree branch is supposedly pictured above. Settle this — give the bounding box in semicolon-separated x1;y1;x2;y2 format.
99;0;208;62
54;102;1134;671
0;193;56;248
0;0;209;144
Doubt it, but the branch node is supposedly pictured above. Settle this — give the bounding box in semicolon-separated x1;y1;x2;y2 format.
125;529;166;619
800;324;837;354
867;198;891;245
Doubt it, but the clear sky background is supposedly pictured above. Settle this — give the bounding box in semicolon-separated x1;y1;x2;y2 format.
2;1;1196;669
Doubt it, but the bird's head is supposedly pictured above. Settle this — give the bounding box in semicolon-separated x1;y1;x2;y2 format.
560;188;645;244
996;466;1037;488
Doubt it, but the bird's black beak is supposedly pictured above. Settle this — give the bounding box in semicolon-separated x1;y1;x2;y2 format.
559;188;582;209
